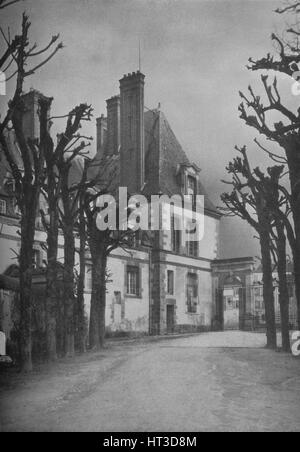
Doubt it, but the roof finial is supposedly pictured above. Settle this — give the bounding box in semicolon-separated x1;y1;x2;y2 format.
139;39;142;72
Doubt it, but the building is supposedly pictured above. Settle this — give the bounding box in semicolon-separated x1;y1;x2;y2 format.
2;71;296;345
212;257;297;331
0;72;221;341
88;71;221;336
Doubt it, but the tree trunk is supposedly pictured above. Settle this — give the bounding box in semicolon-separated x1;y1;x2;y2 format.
286;142;300;330
77;204;86;353
98;262;107;348
63;224;75;357
276;222;291;353
89;237;107;350
260;230;277;349
45;209;59;361
19;208;36;372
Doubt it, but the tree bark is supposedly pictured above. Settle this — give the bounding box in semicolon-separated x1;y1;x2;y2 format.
77;203;86;353
276;222;291;352
63;223;75;357
19;204;36;372
286;141;300;330
89;235;107;350
259;229;277;349
44;204;59;361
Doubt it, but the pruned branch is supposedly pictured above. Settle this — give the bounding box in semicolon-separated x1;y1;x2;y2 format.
275;1;300;14
0;0;23;9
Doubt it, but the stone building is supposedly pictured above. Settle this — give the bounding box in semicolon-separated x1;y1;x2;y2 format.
0;72;297;343
212;257;297;331
0;72;222;339
87;71;221;336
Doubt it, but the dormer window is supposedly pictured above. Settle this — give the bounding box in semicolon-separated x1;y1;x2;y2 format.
187;175;197;196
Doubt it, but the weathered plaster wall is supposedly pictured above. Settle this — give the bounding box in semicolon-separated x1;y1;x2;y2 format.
104;248;150;335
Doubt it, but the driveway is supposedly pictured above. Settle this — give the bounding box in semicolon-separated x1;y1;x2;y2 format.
1;331;299;432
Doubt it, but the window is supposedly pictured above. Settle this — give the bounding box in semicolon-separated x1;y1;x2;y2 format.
171;215;181;253
186;238;198;257
167;270;174;295
187;176;197;196
187;175;197;211
254;286;263;298
187;273;198;313
126;265;140;296
185;219;199;257
234;287;240;298
0;199;7;215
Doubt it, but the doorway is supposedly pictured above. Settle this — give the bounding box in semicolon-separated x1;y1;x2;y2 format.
166;304;175;334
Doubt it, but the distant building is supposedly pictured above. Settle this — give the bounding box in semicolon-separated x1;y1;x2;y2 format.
212;257;297;331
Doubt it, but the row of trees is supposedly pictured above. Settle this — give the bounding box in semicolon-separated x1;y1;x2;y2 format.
2;0;299;368
0;1;133;370
221;0;300;352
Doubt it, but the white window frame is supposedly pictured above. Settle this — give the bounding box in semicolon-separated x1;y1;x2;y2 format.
126;265;140;296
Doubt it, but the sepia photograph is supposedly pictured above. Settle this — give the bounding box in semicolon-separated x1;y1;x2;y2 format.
0;0;300;435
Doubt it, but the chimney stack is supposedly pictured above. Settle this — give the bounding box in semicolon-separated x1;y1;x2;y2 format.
21;90;52;141
96;115;107;160
119;71;145;193
106;95;120;156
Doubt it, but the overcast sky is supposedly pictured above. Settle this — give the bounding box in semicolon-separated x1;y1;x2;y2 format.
1;0;292;258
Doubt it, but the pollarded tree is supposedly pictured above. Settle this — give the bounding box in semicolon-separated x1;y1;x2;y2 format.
56;118;93;357
222;146;293;351
39;101;93;360
83;163;135;349
0;13;62;371
221;146;277;349
239;3;300;328
252;165;292;352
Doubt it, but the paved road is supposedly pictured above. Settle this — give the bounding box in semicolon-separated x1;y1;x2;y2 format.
1;332;300;432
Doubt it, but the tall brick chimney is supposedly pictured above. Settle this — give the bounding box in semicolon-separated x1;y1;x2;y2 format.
96;114;107;160
119;71;145;193
21;90;51;141
106;95;120;156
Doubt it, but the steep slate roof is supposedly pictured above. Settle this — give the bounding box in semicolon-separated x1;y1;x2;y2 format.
91;109;220;217
143;109;220;217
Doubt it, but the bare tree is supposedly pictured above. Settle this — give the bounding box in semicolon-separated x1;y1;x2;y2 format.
239;4;300;328
39;96;59;362
39;103;92;360
83;168;134;349
56;109;93;357
0;14;62;371
76;186;87;353
221;146;277;349
253;165;292;352
222;146;294;351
